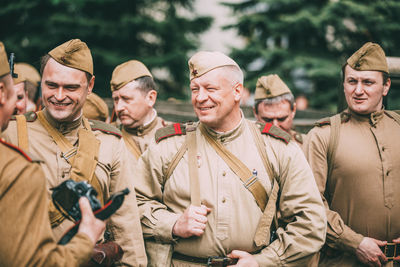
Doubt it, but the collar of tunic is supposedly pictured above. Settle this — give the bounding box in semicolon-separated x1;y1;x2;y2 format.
202;110;245;144
123;109;158;136
346;108;384;127
42;108;83;134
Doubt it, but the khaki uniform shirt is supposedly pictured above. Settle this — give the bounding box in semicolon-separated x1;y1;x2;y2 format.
305;109;400;266
2;109;147;267
290;129;306;150
0;138;93;267
135;118;326;266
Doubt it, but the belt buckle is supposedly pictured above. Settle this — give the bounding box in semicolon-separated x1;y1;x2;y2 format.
383;243;397;260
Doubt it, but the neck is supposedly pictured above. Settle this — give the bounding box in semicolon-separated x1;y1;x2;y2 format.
208;108;242;133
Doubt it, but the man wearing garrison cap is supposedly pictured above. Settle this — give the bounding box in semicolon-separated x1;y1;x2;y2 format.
13;63;41;114
83;92;109;122
0;41;107;266
134;51;326;266
2;39;147;266
305;42;400;266
110;60;168;161
254;74;306;147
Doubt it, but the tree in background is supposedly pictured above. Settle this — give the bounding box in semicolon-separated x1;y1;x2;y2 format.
223;0;400;111
0;0;211;99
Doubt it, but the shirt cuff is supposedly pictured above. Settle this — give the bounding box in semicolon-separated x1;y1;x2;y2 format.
153;210;181;243
252;245;282;266
66;232;94;265
337;225;364;253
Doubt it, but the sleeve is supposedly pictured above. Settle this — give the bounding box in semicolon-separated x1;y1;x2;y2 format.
253;139;327;266
134;141;182;243
304;127;363;253
0;157;94;267
108;138;147;267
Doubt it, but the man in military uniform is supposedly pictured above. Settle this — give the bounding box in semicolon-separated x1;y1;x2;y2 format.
2;39;147;267
253;74;305;147
13;62;41;113
110;60;168;161
305;42;400;266
0;41;106;266
83;92;109;122
135;51;326;266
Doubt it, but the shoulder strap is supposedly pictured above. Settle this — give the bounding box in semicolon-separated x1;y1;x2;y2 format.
16;114;29;151
155;123;186;143
259;123;291;144
122;128;142;160
186;124;201;207
0;138;32;162
89;119;122;138
327;114;341;180
385;110;400;126
199;123;267;211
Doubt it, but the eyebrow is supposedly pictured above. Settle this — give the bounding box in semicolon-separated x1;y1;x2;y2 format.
44;80;81;88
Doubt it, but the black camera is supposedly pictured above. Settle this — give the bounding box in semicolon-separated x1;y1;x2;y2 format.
52;180;102;221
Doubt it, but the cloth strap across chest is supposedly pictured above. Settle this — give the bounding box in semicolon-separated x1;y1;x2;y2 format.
122;128;142;160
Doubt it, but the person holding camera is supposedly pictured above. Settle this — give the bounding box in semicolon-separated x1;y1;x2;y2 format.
2;39;147;266
0;41;105;266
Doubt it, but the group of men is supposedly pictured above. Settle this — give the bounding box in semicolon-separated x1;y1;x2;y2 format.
0;37;398;267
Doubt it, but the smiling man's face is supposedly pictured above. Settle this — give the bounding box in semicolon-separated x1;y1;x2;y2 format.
343;65;390;115
41;58;94;122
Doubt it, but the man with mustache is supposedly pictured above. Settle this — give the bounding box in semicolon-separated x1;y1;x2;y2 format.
0;41;106;266
253;74;306;148
110;60;168;161
2;39;147;267
135;51;326;266
305;42;400;266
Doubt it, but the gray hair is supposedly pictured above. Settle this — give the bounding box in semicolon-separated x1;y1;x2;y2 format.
254;92;295;114
222;65;244;86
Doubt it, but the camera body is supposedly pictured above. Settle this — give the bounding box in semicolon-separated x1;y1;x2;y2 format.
52;179;102;221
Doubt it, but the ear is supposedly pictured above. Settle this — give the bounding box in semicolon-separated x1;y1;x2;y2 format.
146;90;157;107
291;102;297;119
382;78;391;97
233;83;243;102
87;75;95;95
0;81;5;105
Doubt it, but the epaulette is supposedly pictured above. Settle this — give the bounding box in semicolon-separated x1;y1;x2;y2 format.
155;123;186;144
10;111;37;122
315;112;350;127
89;120;122;138
0;138;32;162
257;123;291;144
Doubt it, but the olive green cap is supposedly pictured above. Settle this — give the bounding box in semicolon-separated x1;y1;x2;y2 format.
110;60;152;92
48;39;93;75
13;63;41;85
254;74;291;101
83;92;109;122
188;51;240;80
0;42;10;77
347;42;389;73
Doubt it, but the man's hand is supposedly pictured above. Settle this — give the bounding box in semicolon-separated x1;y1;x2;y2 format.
392;237;400;262
356;237;387;267
77;197;106;245
227;250;258;267
172;204;211;238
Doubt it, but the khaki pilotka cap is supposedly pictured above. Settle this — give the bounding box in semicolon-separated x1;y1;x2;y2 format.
110;60;152;92
83;92;109;122
48;39;93;75
0;42;10;77
254;74;292;101
346;42;389;73
13;63;41;85
188;51;240;80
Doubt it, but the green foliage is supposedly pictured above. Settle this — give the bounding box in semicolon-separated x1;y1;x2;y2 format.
223;0;400;111
0;0;212;99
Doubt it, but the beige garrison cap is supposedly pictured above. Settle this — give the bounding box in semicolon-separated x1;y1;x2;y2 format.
48;39;93;75
347;42;389;73
0;42;10;77
188;51;240;80
254;74;292;101
110;60;152;92
83;92;109;122
13;63;41;85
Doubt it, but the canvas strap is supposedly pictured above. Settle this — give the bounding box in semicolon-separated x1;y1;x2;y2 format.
186;125;201;206
37;111;103;227
122;128;142;160
199;123;267;211
385;110;400;126
327;114;341;180
16;114;29;151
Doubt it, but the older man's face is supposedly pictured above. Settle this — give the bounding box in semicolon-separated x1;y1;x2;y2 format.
255;100;295;133
190;68;242;132
13;82;27;115
343;65;390;115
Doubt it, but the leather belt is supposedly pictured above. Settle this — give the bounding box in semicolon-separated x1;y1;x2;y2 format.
172;252;238;266
380;243;400;260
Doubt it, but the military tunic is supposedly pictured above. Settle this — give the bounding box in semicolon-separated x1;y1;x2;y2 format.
135;117;326;266
0;138;93;267
305;109;400;266
2;109;147;267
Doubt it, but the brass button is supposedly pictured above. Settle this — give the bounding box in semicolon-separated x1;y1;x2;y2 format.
222;197;226;203
382;147;385;152
222;171;226;177
387;170;390;176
